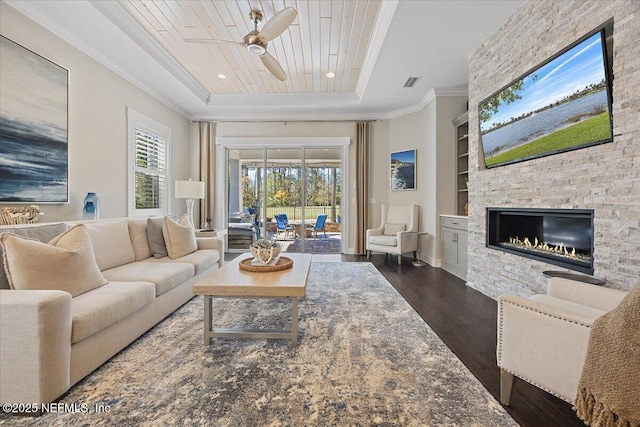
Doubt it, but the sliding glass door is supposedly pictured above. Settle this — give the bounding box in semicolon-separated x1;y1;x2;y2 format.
304;148;342;253
226;146;343;254
227;149;263;251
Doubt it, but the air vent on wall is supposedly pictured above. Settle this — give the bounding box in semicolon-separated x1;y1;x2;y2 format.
403;76;421;88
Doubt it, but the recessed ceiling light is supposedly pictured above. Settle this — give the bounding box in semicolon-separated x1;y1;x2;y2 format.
218;74;226;79
326;72;336;78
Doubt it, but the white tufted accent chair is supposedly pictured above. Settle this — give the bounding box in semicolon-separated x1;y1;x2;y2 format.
366;204;419;265
497;277;628;405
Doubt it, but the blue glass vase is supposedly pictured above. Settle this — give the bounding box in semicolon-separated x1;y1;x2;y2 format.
83;192;100;220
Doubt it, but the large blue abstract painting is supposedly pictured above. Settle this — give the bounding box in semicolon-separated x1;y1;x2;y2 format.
0;36;68;203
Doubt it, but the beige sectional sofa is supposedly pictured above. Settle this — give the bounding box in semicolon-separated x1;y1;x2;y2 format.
0;218;224;406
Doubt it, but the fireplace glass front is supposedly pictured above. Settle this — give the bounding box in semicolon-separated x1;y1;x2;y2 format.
486;208;594;274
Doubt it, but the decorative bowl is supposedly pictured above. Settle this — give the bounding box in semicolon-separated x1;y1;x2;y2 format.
249;239;281;265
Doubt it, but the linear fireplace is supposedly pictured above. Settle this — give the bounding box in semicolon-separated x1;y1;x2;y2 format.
486;208;594;274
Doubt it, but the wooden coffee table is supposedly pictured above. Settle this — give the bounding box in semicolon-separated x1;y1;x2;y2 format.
193;253;312;348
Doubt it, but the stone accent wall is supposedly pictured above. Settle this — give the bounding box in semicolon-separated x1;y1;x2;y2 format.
467;0;640;299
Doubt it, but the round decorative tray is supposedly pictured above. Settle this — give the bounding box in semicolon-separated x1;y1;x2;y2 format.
239;256;294;272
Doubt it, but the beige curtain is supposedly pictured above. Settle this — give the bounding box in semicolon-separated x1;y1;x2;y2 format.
198;122;216;227
355;122;370;254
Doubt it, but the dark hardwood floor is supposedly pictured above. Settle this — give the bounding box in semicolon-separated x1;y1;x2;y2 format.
226;251;585;426
341;253;586;427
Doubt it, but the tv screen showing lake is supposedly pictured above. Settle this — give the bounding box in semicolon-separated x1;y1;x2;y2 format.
479;30;613;168
482;91;611;157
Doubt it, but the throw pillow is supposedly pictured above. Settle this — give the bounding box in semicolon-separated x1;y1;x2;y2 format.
384;223;406;236
0;222;68;290
162;214;198;259
128;218;152;261
0;224;108;297
147;217;168;258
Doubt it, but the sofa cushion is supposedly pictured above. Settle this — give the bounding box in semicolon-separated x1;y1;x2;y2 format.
142;249;219;275
384;223;406;236
71;281;155;344
369;235;398;246
162;215;198;259
128;218;152;261
0;223;68;289
84;219;136;271
147;217;168;258
0;225;108;297
529;295;606;321
102;261;194;296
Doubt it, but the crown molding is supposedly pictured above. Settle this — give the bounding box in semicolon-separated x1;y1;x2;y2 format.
383;86;468;119
207;92;360;107
4;0;191;119
354;0;400;100
193;86;468;122
191;111;383;122
432;86;469;97
90;0;210;104
217;137;350;147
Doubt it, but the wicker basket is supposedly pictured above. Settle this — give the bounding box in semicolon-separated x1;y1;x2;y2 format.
0;212;44;226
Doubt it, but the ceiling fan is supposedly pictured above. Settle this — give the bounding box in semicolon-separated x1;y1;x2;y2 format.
185;7;297;81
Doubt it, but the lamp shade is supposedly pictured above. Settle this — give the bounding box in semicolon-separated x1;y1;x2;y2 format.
175;180;205;199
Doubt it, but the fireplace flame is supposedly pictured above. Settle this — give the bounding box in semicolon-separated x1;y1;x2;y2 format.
507;236;582;261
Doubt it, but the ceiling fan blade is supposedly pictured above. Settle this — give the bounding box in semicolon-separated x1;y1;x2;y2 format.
184;38;242;46
259;7;297;42
260;52;287;81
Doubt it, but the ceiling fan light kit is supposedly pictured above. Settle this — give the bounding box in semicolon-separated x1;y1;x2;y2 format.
186;7;297;82
247;43;266;55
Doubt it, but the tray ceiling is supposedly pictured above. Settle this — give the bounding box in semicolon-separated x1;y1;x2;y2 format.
115;0;382;96
4;0;525;120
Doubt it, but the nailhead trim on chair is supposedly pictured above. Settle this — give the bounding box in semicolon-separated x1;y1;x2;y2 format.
498;366;574;403
497;299;593;404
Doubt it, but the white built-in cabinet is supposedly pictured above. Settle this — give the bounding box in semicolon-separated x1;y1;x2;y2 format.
441;215;468;280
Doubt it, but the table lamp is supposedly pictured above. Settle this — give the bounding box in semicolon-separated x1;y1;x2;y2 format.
175;179;205;228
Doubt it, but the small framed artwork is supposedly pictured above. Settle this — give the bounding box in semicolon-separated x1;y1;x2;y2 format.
0;35;69;203
390;149;416;191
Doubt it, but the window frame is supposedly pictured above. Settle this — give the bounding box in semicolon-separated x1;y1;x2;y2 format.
127;107;172;217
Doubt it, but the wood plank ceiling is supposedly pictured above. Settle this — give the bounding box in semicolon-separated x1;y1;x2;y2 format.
120;0;382;95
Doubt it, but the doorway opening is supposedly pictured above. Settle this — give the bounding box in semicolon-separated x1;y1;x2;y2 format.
221;142;347;254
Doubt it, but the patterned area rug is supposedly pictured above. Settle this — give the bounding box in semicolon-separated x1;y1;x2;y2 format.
1;263;515;426
285;235;341;253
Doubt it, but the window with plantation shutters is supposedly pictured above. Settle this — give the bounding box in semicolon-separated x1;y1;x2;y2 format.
135;128;166;209
127;108;171;216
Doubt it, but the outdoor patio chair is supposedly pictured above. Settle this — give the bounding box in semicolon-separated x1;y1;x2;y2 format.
275;214;295;240
307;214;327;238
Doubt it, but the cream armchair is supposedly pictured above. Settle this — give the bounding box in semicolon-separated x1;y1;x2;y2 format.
497;277;628;404
366;204;419;265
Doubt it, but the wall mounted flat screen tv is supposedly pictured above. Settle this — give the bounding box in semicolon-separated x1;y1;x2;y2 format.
479;24;613;169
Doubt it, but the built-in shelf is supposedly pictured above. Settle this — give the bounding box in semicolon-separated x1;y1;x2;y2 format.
453;112;469;216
